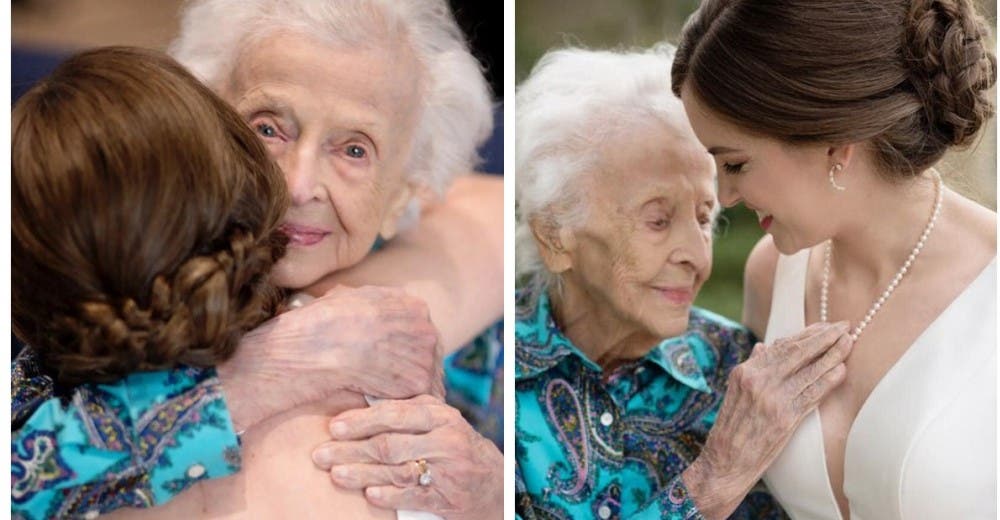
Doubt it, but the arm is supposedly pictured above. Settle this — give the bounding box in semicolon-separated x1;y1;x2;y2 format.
305;173;503;353
742;235;780;339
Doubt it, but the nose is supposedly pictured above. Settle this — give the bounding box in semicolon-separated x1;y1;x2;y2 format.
668;215;712;275
716;174;742;208
280;143;323;206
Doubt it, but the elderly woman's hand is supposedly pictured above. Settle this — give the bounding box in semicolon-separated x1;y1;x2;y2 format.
310;395;503;520
682;321;853;519
218;286;444;432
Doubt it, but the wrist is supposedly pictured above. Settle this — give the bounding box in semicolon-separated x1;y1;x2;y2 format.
682;454;753;520
216;362;260;432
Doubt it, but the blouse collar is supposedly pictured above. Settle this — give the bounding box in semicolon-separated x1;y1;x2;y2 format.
515;291;711;393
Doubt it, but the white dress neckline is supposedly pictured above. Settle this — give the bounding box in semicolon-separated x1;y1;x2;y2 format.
761;250;997;520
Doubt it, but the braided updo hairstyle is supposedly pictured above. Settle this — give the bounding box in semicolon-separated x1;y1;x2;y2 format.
672;0;996;180
12;47;289;386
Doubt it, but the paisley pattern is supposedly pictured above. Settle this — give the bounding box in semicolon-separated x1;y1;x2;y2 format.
444;319;504;449
11;431;74;504
11;348;241;520
515;291;789;520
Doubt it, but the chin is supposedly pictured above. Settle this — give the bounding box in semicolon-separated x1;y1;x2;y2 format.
648;310;691;339
270;256;330;290
770;232;809;256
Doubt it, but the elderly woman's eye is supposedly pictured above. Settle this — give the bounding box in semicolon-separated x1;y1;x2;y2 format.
648;218;670;230
722;162;745;175
345;144;367;159
255;123;278;139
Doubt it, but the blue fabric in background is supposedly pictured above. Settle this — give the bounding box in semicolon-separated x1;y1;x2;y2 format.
12;47;69;104
481;103;504;175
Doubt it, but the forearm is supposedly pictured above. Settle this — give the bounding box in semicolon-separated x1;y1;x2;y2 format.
306;173;503;352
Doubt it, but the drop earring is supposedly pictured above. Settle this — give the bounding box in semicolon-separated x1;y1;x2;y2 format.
828;163;846;192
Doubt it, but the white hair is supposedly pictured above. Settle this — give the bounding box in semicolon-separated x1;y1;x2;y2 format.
515;42;700;298
170;0;493;223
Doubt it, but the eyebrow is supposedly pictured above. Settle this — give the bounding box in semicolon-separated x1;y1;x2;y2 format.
706;146;742;155
236;91;293;114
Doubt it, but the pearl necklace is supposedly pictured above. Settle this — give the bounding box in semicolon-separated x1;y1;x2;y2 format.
820;171;943;341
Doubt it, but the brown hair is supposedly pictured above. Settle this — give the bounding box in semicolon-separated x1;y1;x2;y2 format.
12;46;289;386
672;0;996;179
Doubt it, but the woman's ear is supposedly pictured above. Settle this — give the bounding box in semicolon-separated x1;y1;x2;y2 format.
826;143;858;171
379;183;418;241
530;216;575;274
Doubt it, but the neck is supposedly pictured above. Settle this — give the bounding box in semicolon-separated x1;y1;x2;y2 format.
548;280;658;370
828;169;940;285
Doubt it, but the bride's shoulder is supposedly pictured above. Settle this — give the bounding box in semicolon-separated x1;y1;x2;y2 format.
742;235;781;339
943;189;996;257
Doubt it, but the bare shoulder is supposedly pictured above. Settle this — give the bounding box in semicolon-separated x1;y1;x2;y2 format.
955;191;996;250
742;234;781;339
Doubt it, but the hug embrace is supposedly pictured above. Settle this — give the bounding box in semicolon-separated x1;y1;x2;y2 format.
9;0;998;518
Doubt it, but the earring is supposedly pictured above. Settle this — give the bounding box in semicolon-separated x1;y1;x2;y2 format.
828;163;846;192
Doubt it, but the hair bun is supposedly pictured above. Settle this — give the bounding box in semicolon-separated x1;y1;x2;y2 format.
904;0;996;146
42;228;282;386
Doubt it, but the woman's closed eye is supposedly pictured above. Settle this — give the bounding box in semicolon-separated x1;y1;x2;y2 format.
648;217;670;231
722;162;746;175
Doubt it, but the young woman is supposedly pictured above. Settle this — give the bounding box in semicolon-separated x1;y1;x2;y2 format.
674;1;996;518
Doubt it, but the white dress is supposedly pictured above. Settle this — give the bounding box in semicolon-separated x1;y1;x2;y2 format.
761;251;996;520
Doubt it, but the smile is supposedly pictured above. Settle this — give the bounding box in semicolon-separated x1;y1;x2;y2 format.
279;223;331;247
653;286;695;306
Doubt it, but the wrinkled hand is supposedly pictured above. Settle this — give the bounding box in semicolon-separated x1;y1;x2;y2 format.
218;286;444;431
684;321;853;519
310;395;503;520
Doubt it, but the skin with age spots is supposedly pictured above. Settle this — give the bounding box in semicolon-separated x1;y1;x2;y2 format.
223;30;426;289
536;120;717;369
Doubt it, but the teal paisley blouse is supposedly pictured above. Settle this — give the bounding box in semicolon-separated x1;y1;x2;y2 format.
515;292;787;520
11;349;240;519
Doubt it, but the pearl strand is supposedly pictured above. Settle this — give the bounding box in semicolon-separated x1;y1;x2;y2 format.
820;171;943;341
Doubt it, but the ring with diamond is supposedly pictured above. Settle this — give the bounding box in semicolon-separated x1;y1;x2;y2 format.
415;459;432;486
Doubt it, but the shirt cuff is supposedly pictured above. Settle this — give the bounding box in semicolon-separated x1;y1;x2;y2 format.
634;475;706;520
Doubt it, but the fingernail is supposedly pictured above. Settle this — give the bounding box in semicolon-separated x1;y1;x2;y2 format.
366;487;382;499
332;466;349;480
330;421;348;438
311;449;331;468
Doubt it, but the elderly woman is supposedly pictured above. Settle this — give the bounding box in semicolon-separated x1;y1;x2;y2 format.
514;44;853;519
12;0;502;518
